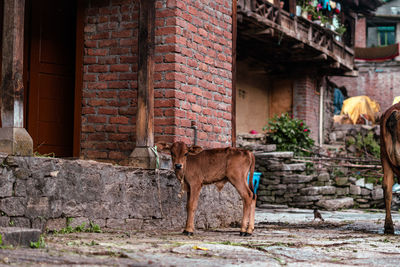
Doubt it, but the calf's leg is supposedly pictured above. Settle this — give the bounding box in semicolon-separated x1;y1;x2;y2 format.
183;183;202;236
382;158;395;234
229;174;253;236
248;196;257;234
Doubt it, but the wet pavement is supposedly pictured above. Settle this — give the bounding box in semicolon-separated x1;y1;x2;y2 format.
2;208;400;266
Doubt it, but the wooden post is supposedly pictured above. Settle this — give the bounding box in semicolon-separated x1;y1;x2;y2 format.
232;0;237;147
128;0;157;168
0;0;32;156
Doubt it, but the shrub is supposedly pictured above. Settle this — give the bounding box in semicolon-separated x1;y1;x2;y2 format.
263;113;315;156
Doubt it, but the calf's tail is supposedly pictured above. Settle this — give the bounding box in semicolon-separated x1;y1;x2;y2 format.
248;152;256;199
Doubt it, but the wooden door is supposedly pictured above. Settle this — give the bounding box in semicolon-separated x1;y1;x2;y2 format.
27;0;76;157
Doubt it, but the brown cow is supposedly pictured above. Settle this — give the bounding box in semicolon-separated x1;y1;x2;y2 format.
380;102;400;234
156;141;256;236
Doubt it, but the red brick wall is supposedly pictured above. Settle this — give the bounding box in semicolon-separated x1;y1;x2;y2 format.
154;0;233;148
355;17;366;48
81;0;233;162
293;75;320;141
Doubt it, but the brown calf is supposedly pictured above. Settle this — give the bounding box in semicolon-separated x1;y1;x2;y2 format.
380;102;400;234
157;141;256;236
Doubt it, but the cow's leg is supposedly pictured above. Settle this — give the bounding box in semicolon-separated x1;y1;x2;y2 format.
382;158;395;234
183;183;202;236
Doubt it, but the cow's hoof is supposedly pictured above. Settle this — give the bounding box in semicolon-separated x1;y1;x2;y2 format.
183;230;193;236
384;227;395;235
240;232;252;237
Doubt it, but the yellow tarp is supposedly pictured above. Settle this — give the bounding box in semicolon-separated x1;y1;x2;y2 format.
393;96;400;105
340;96;380;124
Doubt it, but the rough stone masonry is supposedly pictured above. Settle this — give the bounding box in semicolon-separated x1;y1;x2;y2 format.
0;154;242;231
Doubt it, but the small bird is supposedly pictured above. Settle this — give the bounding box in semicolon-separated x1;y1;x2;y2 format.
313;208;324;221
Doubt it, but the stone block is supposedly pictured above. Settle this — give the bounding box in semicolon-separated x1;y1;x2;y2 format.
126;219;144;230
11;217;31;228
255;151;294;159
282;175;313;184
260;178;280;185
356;198;369;203
365;183;374;190
0;216;10;227
0;168;15;197
317;172;330;182
293;195;322;202
267;184;287;190
361;188;371;196
0;227;41;247
355;178;365;187
359;204;370;209
291;202;313;207
349;184;361;195
316;197;354;210
269;163;306;172
45;218;67;231
335;187;349;196
300;186;336;196
372;187;383;200
0;197;26;216
348;177;357;184
258;196;275;202
335;177;349;186
271;190;286;196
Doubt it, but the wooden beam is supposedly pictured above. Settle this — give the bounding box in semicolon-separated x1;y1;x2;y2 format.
1;0;25;128
128;0;156;168
232;0;237;147
73;0;85;158
256;28;274;35
136;0;155;148
291;43;304;49
0;0;32;155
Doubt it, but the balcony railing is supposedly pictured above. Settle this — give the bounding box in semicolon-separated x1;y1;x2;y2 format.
238;0;355;73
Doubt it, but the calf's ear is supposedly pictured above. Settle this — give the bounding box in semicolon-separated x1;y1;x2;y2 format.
188;145;203;155
155;142;171;152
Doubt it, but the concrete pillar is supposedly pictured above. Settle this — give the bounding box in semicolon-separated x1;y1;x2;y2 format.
0;0;33;156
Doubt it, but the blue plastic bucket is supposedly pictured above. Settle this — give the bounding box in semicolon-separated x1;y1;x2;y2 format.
247;172;261;194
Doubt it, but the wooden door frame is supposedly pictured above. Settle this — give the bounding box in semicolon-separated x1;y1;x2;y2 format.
73;0;84;157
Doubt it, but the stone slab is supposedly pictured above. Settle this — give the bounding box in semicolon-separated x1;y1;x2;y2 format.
0;227;41;247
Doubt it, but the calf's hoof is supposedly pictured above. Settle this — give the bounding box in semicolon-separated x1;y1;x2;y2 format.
239;232;252;237
183;230;193;236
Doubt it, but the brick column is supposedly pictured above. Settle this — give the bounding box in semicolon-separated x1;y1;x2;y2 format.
293;75;319;142
0;0;33;156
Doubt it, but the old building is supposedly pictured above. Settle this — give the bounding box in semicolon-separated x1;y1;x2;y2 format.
332;0;400;112
0;0;381;167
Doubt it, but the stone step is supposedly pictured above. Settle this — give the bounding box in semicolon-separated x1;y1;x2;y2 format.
0;227;41;247
254;151;293;158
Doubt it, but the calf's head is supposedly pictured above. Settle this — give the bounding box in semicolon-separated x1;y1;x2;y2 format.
156;141;203;175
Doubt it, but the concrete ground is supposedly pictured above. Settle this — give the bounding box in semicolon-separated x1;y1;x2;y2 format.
1;207;400;266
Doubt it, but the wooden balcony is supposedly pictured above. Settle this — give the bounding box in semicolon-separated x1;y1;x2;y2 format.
237;0;356;76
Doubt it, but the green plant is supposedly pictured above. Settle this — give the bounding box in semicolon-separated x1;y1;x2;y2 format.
355;132;380;158
263;113;315;156
30;235;46;249
336;25;346;35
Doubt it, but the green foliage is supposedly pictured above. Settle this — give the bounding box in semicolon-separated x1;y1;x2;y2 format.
354;132;380;159
263;113;315;156
30;235;46;249
0;234;2;246
55;219;102;234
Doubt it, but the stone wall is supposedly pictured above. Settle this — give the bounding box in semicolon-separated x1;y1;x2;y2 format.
255;152;384;210
0;155;242;231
